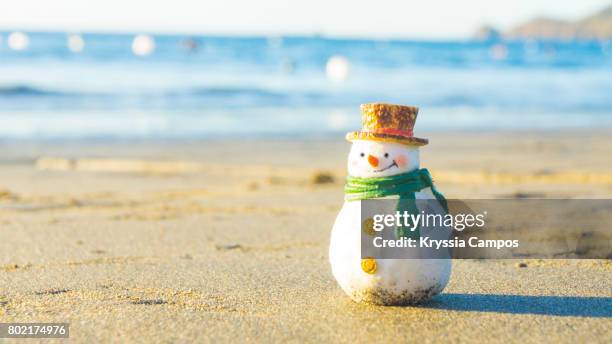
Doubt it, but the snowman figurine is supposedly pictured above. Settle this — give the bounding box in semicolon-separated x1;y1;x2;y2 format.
329;103;451;305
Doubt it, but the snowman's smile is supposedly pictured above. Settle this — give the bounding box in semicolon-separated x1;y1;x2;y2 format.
372;160;398;173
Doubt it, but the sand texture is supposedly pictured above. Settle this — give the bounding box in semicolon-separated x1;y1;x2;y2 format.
1;131;611;343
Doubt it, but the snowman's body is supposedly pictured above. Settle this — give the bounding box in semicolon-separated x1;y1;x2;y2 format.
329;139;451;305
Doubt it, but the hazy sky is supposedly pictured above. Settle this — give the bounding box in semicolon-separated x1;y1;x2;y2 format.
0;0;610;38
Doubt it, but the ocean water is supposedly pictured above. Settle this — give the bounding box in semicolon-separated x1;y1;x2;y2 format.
0;31;611;139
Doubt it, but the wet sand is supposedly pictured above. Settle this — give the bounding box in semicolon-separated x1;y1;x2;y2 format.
1;131;611;343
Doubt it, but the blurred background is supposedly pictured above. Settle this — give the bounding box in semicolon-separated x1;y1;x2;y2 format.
0;0;611;139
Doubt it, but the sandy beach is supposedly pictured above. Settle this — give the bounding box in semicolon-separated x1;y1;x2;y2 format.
1;130;611;343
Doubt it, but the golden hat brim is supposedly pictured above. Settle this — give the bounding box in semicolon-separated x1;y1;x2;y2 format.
346;131;428;146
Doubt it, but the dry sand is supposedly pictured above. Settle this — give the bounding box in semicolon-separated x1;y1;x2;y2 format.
0;131;611;343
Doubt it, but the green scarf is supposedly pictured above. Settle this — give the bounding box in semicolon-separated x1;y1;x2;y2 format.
345;168;447;239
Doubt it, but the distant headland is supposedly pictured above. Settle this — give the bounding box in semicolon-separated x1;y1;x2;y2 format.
475;4;612;40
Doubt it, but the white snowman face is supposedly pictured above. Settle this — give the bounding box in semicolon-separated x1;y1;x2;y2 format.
347;140;420;178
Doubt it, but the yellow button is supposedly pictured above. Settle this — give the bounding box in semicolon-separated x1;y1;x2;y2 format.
361;257;377;274
362;218;375;236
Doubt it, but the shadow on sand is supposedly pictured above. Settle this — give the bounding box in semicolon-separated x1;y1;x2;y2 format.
425;293;612;318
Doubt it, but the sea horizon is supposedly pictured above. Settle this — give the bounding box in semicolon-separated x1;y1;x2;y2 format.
1;31;611;139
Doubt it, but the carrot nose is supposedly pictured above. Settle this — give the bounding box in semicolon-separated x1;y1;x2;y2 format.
367;155;379;167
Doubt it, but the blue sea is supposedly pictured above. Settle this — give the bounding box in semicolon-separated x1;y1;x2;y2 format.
0;31;611;139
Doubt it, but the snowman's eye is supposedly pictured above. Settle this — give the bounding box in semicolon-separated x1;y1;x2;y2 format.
384;153;389;158
360;152;365;157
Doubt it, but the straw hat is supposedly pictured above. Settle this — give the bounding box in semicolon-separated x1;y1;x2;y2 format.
346;103;428;146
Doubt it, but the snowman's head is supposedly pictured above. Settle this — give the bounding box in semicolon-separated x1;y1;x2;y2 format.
347;140;420;178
